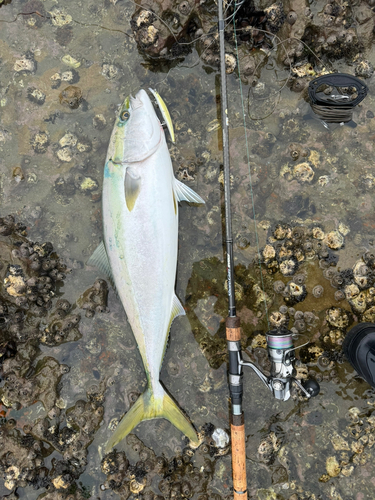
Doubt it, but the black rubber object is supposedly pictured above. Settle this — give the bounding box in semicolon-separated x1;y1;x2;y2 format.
308;73;368;107
343;323;375;387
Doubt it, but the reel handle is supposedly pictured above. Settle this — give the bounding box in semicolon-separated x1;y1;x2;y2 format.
301;378;320;397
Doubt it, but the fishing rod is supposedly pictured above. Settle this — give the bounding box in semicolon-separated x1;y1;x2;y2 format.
217;2;321;499
217;0;247;498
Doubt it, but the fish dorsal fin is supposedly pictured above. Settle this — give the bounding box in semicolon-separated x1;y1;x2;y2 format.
173;179;205;204
125;167;141;212
87;241;117;294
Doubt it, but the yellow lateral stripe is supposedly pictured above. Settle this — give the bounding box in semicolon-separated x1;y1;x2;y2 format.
149;88;175;143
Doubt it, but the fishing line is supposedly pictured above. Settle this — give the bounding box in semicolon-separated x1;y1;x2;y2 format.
248;92;281;121
231;27;327;120
276;36;325;67
222;0;245;22
149;11;244;89
151;14;296;94
99;0;326;103
232;0;270;330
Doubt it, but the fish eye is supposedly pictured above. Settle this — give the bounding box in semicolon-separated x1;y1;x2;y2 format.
120;110;130;122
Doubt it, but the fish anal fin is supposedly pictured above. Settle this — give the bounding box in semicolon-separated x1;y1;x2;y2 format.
105;384;199;453
171;293;185;322
173;178;205;205
162;294;186;362
125;168;141;212
87;241;118;294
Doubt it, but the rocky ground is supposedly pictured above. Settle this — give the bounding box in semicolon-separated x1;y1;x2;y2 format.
2;0;375;498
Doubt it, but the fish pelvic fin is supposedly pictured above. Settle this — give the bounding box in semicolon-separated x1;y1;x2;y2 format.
105;384;199;453
87;241;118;295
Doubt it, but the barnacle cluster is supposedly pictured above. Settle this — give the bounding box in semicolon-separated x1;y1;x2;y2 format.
0;217;107;495
128;0;285;71
280;149;321;184
319;405;375;481
302;2;360;62
0;361;106;495
169;145;205;182
31;131;50;154
77;278;109;317
130;9;159;52
1;355;69;411
55;132;92;163
261;222;344;278
261;220;363;387
322;252;375;325
0;418;48;491
27;87;46;105
50;68;79;89
5;384;106;497
41;300;81;346
54;166;100;205
101;424;229;497
1;216;68;313
270;305;319;336
13;53;36;73
257;431;281;465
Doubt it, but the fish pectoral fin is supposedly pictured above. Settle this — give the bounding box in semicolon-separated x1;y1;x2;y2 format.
173;178;205;204
105;384;200;453
87;241;118;295
125;167;142;212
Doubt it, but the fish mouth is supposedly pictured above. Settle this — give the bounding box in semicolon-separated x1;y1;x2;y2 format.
130;94;143;110
130;89;153;111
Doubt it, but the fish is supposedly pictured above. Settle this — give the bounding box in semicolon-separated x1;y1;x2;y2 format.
88;89;204;452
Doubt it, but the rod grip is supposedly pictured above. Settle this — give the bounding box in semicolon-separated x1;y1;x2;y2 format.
226;316;241;341
231;415;247;500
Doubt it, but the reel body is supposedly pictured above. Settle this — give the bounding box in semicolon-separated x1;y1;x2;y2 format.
228;327;320;411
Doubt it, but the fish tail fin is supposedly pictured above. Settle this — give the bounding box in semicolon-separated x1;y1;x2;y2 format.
105;383;199;453
161;388;200;446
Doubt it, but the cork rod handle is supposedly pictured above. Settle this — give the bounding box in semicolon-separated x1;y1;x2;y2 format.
226;317;247;499
231;420;247;500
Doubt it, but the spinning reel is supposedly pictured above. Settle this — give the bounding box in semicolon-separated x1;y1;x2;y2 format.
307;73;368;124
228;327;320;415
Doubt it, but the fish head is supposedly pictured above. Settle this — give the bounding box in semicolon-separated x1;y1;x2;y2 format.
109;89;162;165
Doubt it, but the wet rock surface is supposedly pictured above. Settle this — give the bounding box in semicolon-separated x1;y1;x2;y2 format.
0;219;109;496
2;0;375;498
101;427;230;498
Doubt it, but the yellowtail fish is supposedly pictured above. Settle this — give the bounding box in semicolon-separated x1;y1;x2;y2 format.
88;89;204;452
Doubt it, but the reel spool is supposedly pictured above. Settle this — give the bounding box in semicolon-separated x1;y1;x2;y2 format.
308;73;368;124
265;328;320;400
